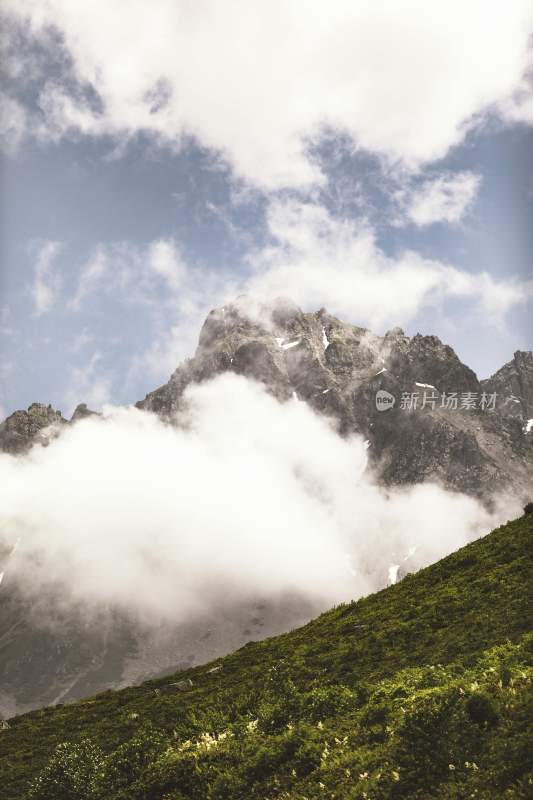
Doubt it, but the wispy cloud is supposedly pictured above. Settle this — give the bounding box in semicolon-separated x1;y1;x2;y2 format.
0;91;27;153
394;172;482;227
148;239;187;292
244;199;531;325
32;240;63;316
63;351;112;416
68;246;108;311
0;373;518;624
65;198;532;388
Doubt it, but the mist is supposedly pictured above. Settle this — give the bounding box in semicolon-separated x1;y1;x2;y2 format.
0;373;519;627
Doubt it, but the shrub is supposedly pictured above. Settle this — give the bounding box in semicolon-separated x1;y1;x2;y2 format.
27;740;103;800
466;691;499;727
96;726;167;795
523;501;533;516
299;684;355;722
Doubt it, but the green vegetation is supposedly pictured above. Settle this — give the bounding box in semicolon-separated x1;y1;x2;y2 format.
1;513;532;799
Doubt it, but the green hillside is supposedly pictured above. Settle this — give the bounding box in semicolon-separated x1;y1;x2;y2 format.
1;513;532;799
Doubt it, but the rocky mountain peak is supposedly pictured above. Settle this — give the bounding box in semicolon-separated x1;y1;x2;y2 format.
481;350;533;422
137;300;533;503
0;402;100;454
70;403;99;423
0;403;66;454
2;301;531;502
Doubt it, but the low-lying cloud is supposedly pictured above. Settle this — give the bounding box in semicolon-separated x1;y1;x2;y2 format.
0;373;519;626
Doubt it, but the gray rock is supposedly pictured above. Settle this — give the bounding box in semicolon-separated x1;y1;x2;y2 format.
158;678;194;694
70;403;99;423
481;351;533;421
0;403;67;454
137;301;533;504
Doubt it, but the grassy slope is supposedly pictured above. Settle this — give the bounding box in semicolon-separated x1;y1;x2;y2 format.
1;513;532;799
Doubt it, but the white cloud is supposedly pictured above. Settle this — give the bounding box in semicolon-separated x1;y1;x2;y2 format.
0;91;27;152
63;351;112;415
244;199;531;326
0;373;518;624
65;238;234;379
148;239;187;292
68;246;108;311
32;239;63;315
69;199;531;385
396;172;482;226
3;1;533;188
499;55;533;125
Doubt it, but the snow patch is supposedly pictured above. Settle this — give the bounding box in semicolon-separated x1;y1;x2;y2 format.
322;388;330;394
415;381;436;390
275;337;284;347
282;339;301;350
321;326;329;350
524;419;533;434
364;440;371;450
375;368;387;376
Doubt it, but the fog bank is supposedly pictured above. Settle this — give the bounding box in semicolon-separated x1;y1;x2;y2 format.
0;374;519;624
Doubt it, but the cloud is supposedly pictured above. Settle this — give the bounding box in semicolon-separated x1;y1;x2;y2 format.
63;351;112;415
67;246;108;311
65;238;234;380
32;239;63;315
148;239;187;291
0;91;27;152
65;198;531;388
3;1;533;188
69;328;94;353
499;54;533;125
0;373;517;625
395;172;482;226
244;199;532;326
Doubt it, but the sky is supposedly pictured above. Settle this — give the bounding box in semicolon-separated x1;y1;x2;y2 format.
1;0;533;419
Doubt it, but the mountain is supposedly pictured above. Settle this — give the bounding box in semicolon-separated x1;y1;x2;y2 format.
1;511;531;800
0;299;532;718
480;350;533;422
138;299;533;501
2;300;532;498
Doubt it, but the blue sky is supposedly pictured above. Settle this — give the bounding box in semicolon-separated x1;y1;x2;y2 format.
1;1;532;418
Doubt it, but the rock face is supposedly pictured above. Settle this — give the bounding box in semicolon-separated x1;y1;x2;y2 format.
0;402;100;455
0;298;531;717
0;403;67;454
138;299;533;503
480;350;533;423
